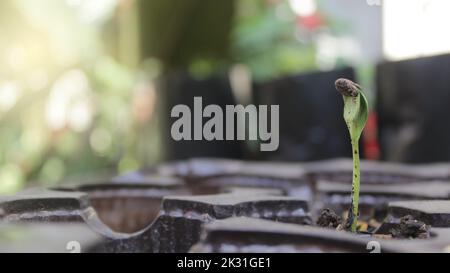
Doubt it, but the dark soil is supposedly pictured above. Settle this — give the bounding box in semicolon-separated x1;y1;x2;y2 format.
316;208;342;229
390;215;430;239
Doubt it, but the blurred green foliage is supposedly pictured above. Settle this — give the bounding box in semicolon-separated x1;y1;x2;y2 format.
231;0;317;80
0;0;146;194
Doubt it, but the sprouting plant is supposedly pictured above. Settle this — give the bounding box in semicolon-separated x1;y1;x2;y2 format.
335;78;369;233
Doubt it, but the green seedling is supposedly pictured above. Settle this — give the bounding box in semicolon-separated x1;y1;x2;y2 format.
335;78;369;232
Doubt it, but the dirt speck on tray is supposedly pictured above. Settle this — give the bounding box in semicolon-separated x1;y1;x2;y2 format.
391;215;430;239
316;208;342;229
